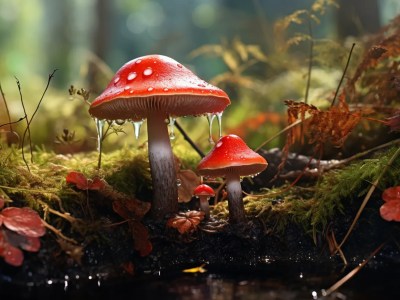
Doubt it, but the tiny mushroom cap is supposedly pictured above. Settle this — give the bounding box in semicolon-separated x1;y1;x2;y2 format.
193;183;215;219
89;54;231;220
197;134;267;224
193;184;215;197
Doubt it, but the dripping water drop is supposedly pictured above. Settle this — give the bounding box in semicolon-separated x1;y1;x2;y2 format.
206;113;216;144
95;118;105;153
216;111;223;139
131;120;144;140
169;117;176;140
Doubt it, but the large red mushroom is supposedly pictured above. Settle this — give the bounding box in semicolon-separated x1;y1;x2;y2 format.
197;134;267;223
89;55;230;220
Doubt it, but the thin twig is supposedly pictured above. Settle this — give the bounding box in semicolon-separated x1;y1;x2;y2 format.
42;220;78;245
323;242;385;297
175;121;205;158
304;15;313;105
335;146;400;254
22;69;57;163
15;76;31;171
0;83;13;131
331;43;356;107
0;117;24;129
255;119;302;152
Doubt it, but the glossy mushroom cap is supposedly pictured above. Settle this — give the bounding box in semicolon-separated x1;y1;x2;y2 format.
89;54;230;120
193;184;215;197
197;134;268;178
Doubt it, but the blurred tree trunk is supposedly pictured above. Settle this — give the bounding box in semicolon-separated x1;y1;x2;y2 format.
89;0;114;94
337;0;381;38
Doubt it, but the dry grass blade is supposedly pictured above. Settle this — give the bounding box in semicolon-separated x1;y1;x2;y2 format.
322;242;385;297
334;147;400;254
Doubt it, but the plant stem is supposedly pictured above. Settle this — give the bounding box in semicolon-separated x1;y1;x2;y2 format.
22;69;57;163
0;83;12;131
331;43;356;107
175;120;205;158
323;242;385;297
15;76;31;171
304;15;313;105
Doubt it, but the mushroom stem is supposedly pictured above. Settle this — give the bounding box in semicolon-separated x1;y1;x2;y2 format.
199;197;210;219
147;110;178;220
225;174;246;223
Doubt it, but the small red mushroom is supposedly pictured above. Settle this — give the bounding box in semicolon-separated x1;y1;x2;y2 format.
193;184;215;219
89;55;230;220
197;134;267;223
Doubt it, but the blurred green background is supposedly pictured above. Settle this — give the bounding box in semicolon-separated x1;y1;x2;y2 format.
0;0;399;152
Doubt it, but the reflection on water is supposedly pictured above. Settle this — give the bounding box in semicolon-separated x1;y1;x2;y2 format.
1;262;400;300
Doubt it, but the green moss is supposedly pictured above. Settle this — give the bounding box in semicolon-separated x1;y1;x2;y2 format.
216;146;400;235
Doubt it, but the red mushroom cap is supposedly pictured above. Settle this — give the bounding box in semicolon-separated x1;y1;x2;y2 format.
197;134;268;177
193;184;215;197
89;54;230;120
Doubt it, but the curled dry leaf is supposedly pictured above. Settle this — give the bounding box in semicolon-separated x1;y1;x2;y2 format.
177;169;201;203
130;220;152;257
112;198;151;221
380;186;400;222
66;171;105;191
166;211;205;234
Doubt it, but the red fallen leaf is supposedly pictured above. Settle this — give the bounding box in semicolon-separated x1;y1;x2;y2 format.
1;207;45;237
2;243;24;267
166;211;205;234
0;230;24;267
380;200;400;222
112;198;151;221
4;230;41;252
129;220;152;257
382;186;400;202
66;171;105;191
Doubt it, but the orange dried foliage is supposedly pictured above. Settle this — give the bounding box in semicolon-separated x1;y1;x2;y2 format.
166;211;205;235
229;112;284;138
285;93;361;149
346;15;400;105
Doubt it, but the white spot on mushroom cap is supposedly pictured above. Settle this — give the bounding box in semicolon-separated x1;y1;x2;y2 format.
127;72;137;81
113;76;120;85
147;87;154;91
216;141;223;148
143;67;153;76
